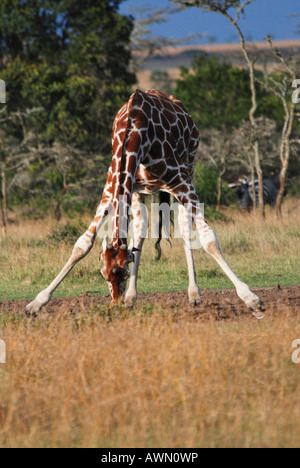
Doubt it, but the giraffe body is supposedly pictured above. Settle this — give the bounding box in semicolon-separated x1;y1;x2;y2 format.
25;89;264;317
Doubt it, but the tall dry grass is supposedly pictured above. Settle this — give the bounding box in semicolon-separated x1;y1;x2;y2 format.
0;199;300;447
0;308;299;448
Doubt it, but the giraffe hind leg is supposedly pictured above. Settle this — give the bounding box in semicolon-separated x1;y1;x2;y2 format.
196;213;264;317
199;228;264;318
178;203;202;305
173;186;264;317
124;193;147;308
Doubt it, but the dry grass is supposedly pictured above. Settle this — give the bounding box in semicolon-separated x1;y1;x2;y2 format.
0;199;300;447
0;308;299;448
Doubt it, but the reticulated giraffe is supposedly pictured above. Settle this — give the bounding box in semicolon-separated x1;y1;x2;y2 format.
25;89;264;318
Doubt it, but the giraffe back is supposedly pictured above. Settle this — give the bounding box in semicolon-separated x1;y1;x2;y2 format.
111;89;200;185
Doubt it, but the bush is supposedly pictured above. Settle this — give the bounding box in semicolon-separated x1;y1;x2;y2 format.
193;163;234;208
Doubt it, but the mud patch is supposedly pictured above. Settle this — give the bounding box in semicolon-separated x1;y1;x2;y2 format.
1;285;300;321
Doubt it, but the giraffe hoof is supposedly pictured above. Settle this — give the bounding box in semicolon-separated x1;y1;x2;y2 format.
244;294;265;318
189;292;202;306
252;310;265;320
24;300;42;317
251;299;265;320
124;295;137;309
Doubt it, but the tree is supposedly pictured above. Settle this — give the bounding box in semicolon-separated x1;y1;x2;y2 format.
0;105;45;233
0;0;137;221
257;36;298;216
175;54;253;129
196;128;235;210
0;0;136;152
229;117;279;184
0;0;59;63
173;0;266;217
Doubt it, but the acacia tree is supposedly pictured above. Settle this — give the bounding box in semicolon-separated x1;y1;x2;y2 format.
173;0;265;217
230;117;279;184
257;36;298;216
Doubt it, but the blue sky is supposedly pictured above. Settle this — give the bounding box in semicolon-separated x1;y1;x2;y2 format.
119;0;300;44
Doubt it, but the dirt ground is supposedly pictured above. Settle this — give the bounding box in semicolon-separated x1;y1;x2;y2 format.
1;285;300;321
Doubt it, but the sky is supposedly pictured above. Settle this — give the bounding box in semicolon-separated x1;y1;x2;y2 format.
119;0;300;44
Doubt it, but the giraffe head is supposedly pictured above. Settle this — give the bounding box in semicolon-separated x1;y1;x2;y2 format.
101;236;134;304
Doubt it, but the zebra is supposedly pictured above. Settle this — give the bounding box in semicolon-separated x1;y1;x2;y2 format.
229;175;280;210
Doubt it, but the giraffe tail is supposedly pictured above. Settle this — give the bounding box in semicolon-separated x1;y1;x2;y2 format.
155;192;173;261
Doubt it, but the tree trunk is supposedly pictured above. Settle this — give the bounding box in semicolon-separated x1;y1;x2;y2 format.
276;103;295;217
216;174;222;211
254;141;265;218
0;168;7;236
54;186;67;222
226;11;265;218
276;134;291;216
276;168;287;217
249;160;256;213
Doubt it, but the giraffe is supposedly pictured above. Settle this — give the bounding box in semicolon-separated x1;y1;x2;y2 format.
25;89;264;318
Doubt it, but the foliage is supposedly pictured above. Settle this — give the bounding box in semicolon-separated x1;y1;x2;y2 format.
0;0;137;219
172;0;251;13
0;0;136;151
3;141;109;217
175;54;283;130
193;163;233;206
48;220;88;244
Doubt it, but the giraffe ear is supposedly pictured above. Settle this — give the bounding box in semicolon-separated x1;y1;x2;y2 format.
102;236;114;252
101;236;114;259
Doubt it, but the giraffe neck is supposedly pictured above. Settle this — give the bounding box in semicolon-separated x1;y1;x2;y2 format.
110;91;140;247
111;165;134;247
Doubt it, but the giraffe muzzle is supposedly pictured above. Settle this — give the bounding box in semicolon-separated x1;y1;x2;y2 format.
111;266;130;281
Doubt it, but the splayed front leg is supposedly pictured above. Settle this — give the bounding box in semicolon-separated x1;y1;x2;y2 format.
25;241;92;317
25;196;112;316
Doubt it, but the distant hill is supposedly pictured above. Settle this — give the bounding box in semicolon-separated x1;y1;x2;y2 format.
136;39;300;90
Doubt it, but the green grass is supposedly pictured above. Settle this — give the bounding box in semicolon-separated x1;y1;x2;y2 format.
1;200;300;301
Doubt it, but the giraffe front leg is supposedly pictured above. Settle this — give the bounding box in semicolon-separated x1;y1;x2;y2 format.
178;204;202;306
25;200;112;316
195;215;264;318
124;193;147;308
25;236;94;316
